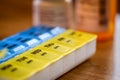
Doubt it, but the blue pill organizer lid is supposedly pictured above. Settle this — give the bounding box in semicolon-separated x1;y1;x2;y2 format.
0;25;66;64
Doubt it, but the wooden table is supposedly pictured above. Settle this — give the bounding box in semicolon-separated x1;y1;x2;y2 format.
0;1;120;80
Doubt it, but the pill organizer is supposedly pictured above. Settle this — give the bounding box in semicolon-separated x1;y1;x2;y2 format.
0;25;97;80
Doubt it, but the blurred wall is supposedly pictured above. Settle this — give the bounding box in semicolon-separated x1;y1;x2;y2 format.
0;0;32;39
118;0;120;13
0;0;119;39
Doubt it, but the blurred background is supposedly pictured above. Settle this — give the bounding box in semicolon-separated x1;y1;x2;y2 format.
0;0;119;39
0;0;32;39
118;0;120;13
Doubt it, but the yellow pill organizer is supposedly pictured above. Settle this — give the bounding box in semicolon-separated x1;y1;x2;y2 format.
0;26;97;80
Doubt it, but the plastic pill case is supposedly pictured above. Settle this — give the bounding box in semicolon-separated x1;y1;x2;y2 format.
0;25;97;80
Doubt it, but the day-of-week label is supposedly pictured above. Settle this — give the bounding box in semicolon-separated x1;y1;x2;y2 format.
0;62;31;80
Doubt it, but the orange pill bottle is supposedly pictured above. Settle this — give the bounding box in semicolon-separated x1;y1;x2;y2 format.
75;0;117;42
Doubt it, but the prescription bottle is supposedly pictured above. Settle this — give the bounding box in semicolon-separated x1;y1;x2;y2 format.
75;0;117;41
33;0;74;29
